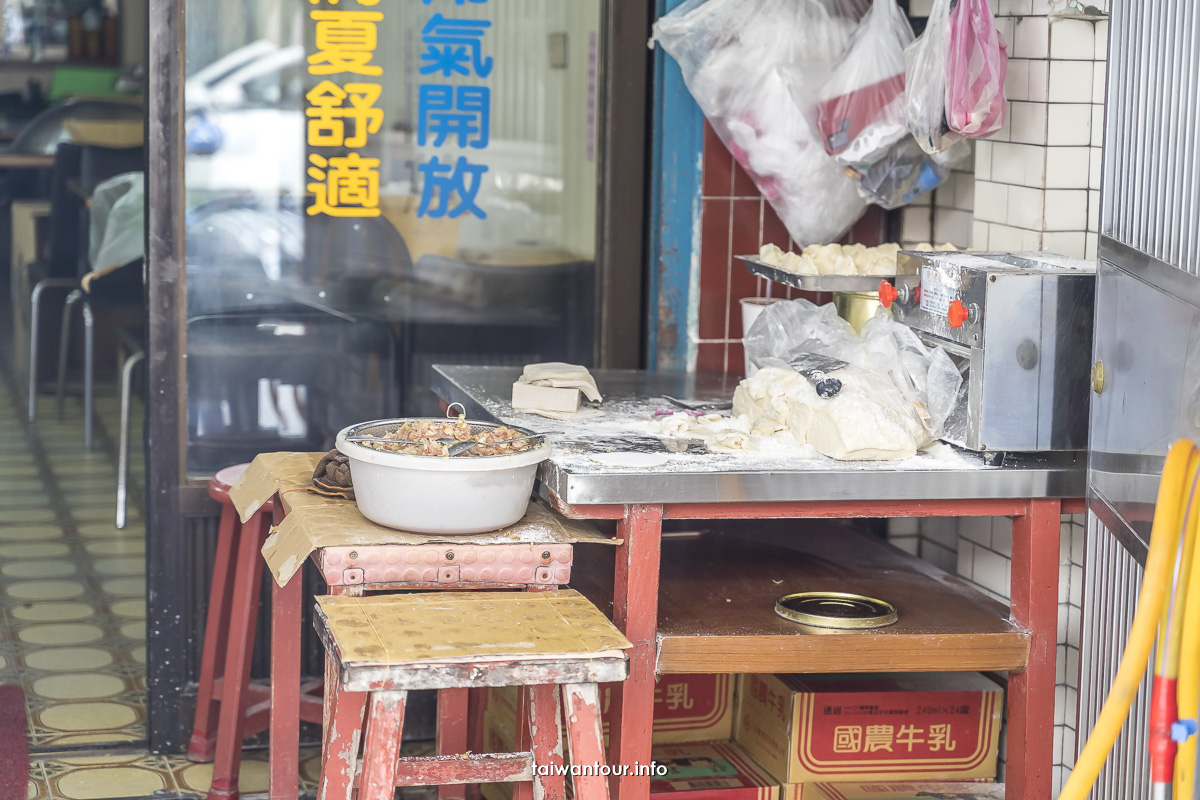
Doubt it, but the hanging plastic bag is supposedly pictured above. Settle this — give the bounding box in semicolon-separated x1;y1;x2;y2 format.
946;0;1008;137
847;137;969;209
905;0;960;154
652;0;870;246
814;0;913;164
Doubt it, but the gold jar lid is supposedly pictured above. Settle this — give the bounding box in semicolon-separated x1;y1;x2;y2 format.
775;591;898;629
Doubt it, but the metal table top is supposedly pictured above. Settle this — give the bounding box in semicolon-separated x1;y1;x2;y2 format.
432;366;1086;507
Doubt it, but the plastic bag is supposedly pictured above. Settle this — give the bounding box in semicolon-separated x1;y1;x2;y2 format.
89;172;145;274
905;0;960;154
815;0;913;164
743;298;962;443
652;0;869;246
848;136;969;209
946;0;1008;137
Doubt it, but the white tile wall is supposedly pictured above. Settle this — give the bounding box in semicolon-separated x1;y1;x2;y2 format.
1042;231;1087;258
1049;61;1094;104
976;141;994;181
1045;146;1091;189
975;181;1010;224
1007;185;1046;230
1049;18;1096;60
1014;16;1051;59
1043;188;1088;230
1046;104;1092;146
1011;101;1050;144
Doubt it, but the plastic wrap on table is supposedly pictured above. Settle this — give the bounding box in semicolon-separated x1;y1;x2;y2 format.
845;136;969;209
946;0;1008;138
652;0;869;245
814;0;913;164
743;298;962;442
905;0;961;154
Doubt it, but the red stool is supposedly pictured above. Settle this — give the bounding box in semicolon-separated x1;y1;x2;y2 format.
187;464;275;799
314;591;629;800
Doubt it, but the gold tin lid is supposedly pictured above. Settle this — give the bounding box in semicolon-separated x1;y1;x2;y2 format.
775;591;898;629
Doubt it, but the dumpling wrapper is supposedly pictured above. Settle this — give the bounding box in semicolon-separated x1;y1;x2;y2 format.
590;453;670;468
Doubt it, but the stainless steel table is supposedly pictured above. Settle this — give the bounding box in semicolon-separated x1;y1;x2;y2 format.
433;365;1086;800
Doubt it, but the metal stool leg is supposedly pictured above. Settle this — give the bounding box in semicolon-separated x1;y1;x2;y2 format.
55;289;83;420
116;351;145;529
83;300;95;449
28;278;75;422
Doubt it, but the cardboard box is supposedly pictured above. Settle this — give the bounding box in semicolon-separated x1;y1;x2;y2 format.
481;741;779;800
783;782;1004;799
485;674;736;749
650;741;780;799
735;674;1002;784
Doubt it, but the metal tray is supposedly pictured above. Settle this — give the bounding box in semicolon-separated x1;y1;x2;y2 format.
738;255;907;293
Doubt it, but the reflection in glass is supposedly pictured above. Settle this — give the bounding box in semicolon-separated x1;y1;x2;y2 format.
183;0;602;476
0;0;120;62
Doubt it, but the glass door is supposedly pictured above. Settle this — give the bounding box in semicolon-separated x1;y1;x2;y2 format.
146;0;649;750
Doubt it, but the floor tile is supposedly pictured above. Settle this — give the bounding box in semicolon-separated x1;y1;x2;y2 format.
23;647;115;671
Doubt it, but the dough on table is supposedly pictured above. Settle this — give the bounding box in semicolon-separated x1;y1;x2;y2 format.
733;365;923;461
590;452;670;468
706;430;750;453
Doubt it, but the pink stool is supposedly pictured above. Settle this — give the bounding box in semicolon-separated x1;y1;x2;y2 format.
269;539;576;800
189;465;321;800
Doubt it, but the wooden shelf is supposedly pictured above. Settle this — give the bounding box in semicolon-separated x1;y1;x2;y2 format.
570;523;1029;675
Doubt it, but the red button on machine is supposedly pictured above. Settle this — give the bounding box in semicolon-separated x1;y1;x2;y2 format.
947;299;970;328
878;280;898;309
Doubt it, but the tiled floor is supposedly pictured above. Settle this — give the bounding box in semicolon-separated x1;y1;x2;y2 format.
0;383;148;753
2;351;437;798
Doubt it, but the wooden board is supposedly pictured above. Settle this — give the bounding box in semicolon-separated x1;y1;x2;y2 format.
569;522;1030;675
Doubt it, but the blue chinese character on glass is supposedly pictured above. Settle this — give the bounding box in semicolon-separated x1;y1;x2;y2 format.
418;85;490;149
418;156;488;219
420;14;493;78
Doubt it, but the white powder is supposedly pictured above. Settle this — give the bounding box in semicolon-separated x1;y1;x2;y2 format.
460;383;988;476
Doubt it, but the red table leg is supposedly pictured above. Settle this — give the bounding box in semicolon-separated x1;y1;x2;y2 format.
269;573;303;800
607;504;663;800
1007;499;1061;800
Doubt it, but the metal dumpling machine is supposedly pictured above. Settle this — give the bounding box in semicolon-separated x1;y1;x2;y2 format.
878;251;1097;458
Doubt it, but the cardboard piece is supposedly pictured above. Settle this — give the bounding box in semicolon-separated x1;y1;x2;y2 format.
229;452;616;586
735;674;1002;784
784;782;1004;799
318;590;631;666
485;674;736;749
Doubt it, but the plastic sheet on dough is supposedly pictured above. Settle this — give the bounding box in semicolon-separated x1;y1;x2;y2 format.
229;452;617;587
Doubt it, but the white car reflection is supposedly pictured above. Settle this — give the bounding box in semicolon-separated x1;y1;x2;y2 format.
185;40;305;197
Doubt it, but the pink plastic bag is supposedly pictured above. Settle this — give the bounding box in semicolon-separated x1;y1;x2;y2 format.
945;0;1008;138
